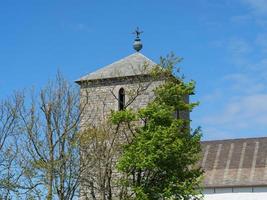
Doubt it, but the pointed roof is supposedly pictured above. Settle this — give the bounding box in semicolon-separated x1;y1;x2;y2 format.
76;52;156;82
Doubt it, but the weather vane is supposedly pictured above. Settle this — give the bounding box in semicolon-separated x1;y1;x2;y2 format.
132;27;143;52
132;27;143;39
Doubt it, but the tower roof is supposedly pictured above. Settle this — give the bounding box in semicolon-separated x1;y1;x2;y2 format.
76;52;156;83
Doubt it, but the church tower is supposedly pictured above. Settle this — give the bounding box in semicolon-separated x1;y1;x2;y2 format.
76;29;166;199
76;30;267;200
76;29;164;128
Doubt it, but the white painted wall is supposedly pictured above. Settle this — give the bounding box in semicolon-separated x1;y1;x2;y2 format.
203;186;267;200
204;193;267;200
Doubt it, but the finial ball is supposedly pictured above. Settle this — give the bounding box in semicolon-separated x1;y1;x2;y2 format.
133;38;143;52
132;27;143;52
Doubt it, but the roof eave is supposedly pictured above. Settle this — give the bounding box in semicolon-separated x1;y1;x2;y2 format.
75;74;162;85
204;183;267;188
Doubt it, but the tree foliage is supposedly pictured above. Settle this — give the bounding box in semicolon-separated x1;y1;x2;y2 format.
17;73;85;199
0;54;203;200
0;95;22;199
111;55;203;200
0;73;88;199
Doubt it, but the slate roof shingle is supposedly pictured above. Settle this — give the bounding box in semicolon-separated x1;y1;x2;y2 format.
201;137;267;188
76;52;156;82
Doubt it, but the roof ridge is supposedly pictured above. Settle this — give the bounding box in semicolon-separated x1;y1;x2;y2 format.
90;52;151;75
201;136;267;143
76;52;157;82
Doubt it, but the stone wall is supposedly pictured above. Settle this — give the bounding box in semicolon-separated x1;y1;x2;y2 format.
79;76;164;128
79;76;163;200
78;75;190;199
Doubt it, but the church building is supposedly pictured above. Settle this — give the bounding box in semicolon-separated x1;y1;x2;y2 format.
76;31;267;200
201;137;267;199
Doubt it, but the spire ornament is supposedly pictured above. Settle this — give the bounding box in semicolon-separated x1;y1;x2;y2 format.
132;27;143;52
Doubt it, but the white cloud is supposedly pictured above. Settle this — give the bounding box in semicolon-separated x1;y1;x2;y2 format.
242;0;267;15
199;1;267;140
223;73;265;94
202;90;222;102
202;94;267;130
256;33;267;52
201;35;267;139
199;1;267;139
226;38;253;70
61;23;92;33
231;14;253;24
225;36;267;75
76;23;92;32
228;38;252;56
232;1;267;27
202;127;235;141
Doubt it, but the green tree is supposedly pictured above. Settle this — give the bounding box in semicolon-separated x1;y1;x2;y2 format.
17;73;89;199
0;73;91;199
0;94;22;199
111;55;203;200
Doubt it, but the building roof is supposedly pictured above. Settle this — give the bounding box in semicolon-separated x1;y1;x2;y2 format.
76;52;156;82
201;137;267;188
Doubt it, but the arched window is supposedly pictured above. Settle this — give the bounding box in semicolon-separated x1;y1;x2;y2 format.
175;109;180;119
118;88;125;111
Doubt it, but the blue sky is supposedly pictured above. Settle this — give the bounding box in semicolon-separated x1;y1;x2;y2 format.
1;0;267;140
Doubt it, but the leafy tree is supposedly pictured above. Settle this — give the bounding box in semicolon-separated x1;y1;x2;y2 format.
111;55;203;200
16;73;89;199
0;73;91;199
0;54;202;200
78;73;155;200
0;94;23;199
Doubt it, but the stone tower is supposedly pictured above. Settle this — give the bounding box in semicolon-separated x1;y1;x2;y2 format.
76;49;166;199
76;52;164;127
